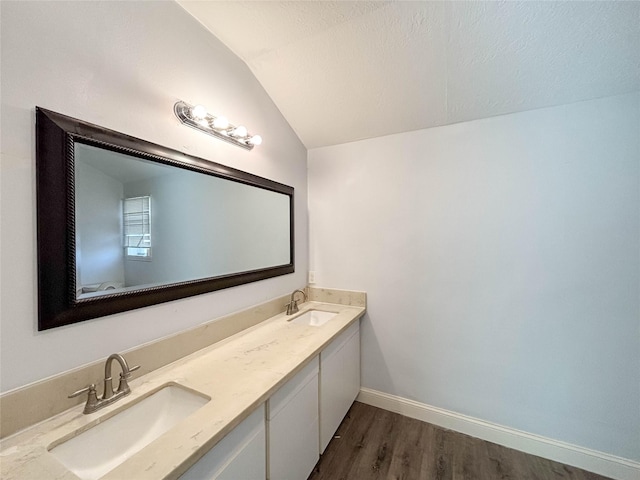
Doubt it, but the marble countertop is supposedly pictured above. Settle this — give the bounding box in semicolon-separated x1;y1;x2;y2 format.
0;301;365;480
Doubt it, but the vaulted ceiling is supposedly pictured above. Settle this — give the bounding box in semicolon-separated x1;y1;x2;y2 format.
177;1;640;149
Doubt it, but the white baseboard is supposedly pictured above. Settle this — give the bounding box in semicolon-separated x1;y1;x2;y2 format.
357;387;640;480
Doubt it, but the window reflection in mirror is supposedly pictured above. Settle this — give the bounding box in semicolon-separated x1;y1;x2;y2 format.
123;195;152;260
74;143;291;299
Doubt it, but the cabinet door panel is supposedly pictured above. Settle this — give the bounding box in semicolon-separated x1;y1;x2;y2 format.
269;358;318;419
269;368;319;480
180;406;265;480
320;324;360;453
215;430;265;480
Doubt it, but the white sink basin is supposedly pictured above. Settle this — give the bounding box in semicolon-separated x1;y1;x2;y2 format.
290;309;338;327
49;384;209;480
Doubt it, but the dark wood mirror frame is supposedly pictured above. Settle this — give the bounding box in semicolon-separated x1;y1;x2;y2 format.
36;107;294;331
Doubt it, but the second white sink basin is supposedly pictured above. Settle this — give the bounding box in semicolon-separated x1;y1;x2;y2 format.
290;309;338;327
49;383;209;480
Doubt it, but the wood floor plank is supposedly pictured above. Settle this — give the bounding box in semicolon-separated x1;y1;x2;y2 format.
430;427;454;480
503;446;546;480
309;400;377;479
308;402;613;480
387;413;427;480
485;438;523;479
451;428;482;480
343;407;402;479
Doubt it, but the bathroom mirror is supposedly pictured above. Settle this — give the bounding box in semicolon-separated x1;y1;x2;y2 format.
36;107;294;330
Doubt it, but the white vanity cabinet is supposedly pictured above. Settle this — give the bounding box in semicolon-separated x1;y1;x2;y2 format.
178;320;359;480
319;320;360;453
179;405;266;480
268;357;320;480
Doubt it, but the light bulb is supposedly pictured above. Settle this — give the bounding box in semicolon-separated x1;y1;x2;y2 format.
212;116;229;130
248;135;262;146
191;105;207;120
231;125;248;138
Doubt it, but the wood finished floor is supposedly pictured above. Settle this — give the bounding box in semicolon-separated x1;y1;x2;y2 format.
308;402;612;480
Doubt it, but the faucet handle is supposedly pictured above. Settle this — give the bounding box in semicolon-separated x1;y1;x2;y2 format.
119;363;140;380
286;299;299;315
117;364;140;395
68;384;97;399
69;384;99;413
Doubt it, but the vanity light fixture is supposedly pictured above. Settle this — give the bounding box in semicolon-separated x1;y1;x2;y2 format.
174;100;262;151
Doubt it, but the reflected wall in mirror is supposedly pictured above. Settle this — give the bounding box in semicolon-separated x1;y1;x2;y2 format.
74;144;290;298
36;107;294;330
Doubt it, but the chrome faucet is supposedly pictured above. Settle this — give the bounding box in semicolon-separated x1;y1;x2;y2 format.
286;289;307;315
69;353;140;414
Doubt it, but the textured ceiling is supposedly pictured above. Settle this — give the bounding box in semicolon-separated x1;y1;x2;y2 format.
177;1;640;149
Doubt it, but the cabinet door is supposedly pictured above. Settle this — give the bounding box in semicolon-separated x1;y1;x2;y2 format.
268;358;319;480
320;321;360;453
179;405;265;480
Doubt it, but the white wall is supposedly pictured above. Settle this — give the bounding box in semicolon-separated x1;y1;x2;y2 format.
0;1;307;392
123;169;290;286
75;159;125;288
308;93;640;461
